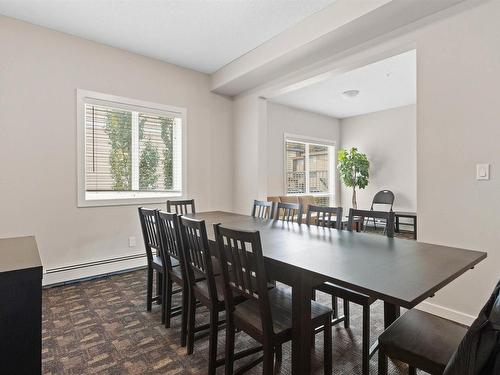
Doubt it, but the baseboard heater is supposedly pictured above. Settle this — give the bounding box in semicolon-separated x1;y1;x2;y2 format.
43;252;147;287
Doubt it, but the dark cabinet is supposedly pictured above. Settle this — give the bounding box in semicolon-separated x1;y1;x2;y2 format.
0;236;42;375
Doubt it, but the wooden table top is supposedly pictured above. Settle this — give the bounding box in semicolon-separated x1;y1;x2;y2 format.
187;211;486;309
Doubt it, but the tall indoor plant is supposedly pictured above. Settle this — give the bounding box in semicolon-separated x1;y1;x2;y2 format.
338;147;369;208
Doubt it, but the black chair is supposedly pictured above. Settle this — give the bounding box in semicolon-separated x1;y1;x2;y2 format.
371;190;395;211
274;202;303;224
368;190;395;231
306;205;344;326
251;199;275;219
315;208;394;375
167;199;196;215
349;208;395;237
179;216;241;374
138;207;166;321
214;224;333;375
305;204;343;229
378;281;500;375
157;211;189;345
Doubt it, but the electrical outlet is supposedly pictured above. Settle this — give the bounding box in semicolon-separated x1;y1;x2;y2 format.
129;236;136;247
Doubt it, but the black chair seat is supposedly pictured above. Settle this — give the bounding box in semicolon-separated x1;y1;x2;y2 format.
233;286;332;341
316;282;376;306
193;275;247;307
379;309;467;374
170;265;205;283
152;255;163;269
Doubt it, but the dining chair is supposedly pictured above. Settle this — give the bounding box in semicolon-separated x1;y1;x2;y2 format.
378;280;500;375
214;223;333;375
167;199;196;215
179;216;242;374
305;205;343;229
348;208;395;237
157;211;189;345
138;207;167;321
251;199;275;219
306;205;344;321
274;202;303;224
315;208;394;375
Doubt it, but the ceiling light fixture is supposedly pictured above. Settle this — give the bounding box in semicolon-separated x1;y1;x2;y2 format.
342;89;360;98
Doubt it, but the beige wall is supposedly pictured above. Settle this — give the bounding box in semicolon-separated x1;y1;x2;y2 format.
415;0;500;319
267;102;341;199
340;105;416;212
231;94;268;214
0;16;233;283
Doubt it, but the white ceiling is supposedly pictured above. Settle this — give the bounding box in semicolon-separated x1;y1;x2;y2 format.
270;49;416;118
0;0;335;74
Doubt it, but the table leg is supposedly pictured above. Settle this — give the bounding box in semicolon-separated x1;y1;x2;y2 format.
292;270;313;375
384;302;401;328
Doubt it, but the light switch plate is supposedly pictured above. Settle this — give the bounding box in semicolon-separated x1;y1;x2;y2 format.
476;164;490;180
129;236;137;247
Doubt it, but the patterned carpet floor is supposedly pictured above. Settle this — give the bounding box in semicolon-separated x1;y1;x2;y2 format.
42;265;426;375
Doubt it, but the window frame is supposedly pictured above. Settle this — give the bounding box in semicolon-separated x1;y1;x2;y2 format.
77;89;187;207
283;133;336;205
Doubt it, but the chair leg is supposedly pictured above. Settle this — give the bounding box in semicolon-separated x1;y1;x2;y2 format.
161;273;168;325
180;286;188;347
208;309;219;375
378;350;388;375
164;275;172;327
409;365;417;375
225;318;235;375
274;345;282;374
343;299;350;328
312;289;317;301
263;344;274;375
332;296;338;319
324;318;332;375
362;305;370;375
146;267;153;312
187;294;196;355
156;270;163;304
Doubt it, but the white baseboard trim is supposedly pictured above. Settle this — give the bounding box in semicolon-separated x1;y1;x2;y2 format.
415;300;476;326
42;253;147;286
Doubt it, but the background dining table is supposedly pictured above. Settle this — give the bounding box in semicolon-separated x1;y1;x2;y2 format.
186;211;487;374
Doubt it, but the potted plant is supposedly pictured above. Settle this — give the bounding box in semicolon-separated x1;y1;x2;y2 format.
338;147;369;208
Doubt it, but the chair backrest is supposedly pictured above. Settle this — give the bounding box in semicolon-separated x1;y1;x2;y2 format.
371;190;395;211
306;205;343;229
443;281;500;375
214;224;273;337
157;211;184;272
138;207;163;266
178;216;218;301
167;199;196;215
298;195;316;214
347;208;395;237
251;200;275;219
274;202;303;224
267;196;281;204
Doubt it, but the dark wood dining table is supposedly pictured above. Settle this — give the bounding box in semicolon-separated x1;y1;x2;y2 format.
186;211;487;374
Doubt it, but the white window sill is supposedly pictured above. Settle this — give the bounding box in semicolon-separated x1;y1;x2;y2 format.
78;191;183;207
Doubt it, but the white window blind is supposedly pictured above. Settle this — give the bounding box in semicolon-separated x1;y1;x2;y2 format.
78;90;186;206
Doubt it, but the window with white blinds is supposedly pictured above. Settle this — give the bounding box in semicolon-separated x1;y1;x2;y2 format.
77;90;186;207
284;135;335;206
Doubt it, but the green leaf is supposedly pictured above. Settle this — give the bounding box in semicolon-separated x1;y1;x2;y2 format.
337;147;370;190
